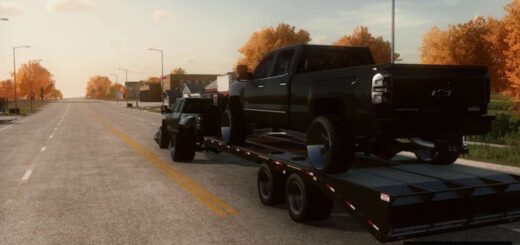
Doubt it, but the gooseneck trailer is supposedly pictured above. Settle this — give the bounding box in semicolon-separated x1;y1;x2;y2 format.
199;133;520;242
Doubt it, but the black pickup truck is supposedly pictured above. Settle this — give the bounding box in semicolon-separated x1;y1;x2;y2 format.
222;44;494;173
156;97;219;162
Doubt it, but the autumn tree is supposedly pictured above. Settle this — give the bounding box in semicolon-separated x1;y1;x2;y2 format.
237;23;311;70
334;26;400;64
15;62;55;100
85;76;111;99
421;16;508;92
504;0;520;97
171;67;186;75
0;79;14;99
106;83;126;99
145;76;161;83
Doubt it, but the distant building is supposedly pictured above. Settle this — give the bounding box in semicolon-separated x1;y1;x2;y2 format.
163;74;217;105
139;82;162;102
125;81;140;100
216;72;236;95
182;83;206;97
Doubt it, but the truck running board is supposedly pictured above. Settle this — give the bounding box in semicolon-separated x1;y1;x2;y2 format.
202;136;520;242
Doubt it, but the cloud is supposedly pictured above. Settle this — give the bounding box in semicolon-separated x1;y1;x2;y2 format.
310;35;330;45
0;3;24;16
183;57;196;63
335;3;431;29
46;0;96;14
152;10;173;22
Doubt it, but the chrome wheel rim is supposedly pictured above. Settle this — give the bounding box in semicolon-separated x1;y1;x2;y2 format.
307;123;331;171
288;181;303;215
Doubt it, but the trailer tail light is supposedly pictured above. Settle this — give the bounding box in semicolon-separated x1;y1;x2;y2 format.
367;219;380;231
345;200;356;210
380;193;390;203
371;73;392;104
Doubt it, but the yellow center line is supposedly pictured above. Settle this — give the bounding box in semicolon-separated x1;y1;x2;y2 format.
90;110;239;218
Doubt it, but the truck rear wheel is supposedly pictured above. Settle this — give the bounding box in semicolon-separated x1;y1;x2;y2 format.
170;132;195;162
220;107;246;146
286;174;333;222
158;126;170;149
306;115;354;174
257;164;285;206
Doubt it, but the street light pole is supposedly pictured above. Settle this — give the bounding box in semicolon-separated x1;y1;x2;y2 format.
29;59;42;113
118;68;128;105
109;73;119;104
12;45;30;114
391;0;395;64
148;48;164;106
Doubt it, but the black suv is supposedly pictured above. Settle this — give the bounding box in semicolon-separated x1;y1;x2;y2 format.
155;97;219;162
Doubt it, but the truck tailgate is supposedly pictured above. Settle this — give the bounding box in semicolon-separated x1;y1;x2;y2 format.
385;64;489;116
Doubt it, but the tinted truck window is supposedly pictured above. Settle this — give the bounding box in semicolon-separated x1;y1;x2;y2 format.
297;46;374;73
182;100;214;113
273;50;294;76
254;53;276;79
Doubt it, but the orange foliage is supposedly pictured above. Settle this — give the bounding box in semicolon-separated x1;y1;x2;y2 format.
171;67;186;75
334;26;400;64
238;23;311;70
421;16;509;93
85;76;111;99
0;80;14;99
16;62;55;99
504;0;520;97
146;76;161;83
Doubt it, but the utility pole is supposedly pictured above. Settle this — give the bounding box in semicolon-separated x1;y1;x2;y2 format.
109;73;119;104
148;48;164;106
12;45;30;114
118;68;128;105
391;0;395;64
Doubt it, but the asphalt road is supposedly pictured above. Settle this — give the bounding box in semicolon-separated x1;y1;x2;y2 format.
0;98;519;244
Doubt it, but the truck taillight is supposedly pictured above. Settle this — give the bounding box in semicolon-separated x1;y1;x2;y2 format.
371;73;391;104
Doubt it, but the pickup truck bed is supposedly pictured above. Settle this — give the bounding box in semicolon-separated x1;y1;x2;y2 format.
203;134;520;242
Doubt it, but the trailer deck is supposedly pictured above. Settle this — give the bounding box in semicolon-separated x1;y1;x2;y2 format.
202;133;520;242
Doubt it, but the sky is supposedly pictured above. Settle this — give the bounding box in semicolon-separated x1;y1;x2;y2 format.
0;0;512;98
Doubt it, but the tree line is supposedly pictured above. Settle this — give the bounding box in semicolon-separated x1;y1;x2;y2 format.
0;62;63;100
85;67;187;99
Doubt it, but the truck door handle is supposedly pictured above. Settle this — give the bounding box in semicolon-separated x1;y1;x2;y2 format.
258;85;264;88
279;83;287;86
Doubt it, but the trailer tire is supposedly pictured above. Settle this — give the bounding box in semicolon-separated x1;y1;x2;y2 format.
306;115;354;174
258;164;285;206
220;102;247;146
286;174;332;222
158;126;170;149
170;132;195;162
414;149;459;165
414;137;462;165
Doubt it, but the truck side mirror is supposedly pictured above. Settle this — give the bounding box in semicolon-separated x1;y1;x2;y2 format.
236;65;252;81
160;105;171;114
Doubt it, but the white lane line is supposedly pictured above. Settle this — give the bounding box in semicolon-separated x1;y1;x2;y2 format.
54;127;58;131
40;146;47;152
0;124;14;132
49;134;54;139
21;168;33;181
